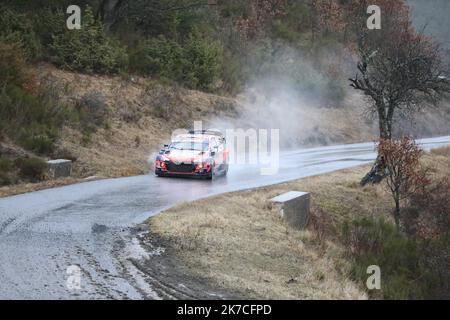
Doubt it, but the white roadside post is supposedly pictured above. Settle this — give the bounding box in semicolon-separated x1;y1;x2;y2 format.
271;191;311;230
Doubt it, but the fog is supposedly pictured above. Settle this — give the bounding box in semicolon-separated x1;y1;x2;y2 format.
408;0;450;50
205;1;450;151
206;44;373;151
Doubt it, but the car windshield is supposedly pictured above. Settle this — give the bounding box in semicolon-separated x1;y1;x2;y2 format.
170;141;209;151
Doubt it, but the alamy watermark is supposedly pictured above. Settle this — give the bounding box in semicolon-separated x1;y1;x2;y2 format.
64;4;382;31
171;121;280;176
366;265;381;290
66;265;82;291
367;5;381;30
66;5;81;30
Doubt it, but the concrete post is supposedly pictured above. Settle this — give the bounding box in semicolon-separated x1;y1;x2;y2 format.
47;159;72;178
271;191;310;230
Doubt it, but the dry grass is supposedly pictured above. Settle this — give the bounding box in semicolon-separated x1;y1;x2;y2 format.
430;146;450;157
149;165;387;299
0;64;240;197
39;64;239;179
149;148;450;299
422;146;450;180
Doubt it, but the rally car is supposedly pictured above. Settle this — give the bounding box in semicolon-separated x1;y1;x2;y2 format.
154;130;229;179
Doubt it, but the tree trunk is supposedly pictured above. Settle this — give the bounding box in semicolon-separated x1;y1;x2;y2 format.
379;114;391;140
394;196;400;231
361;104;392;186
310;0;319;46
99;0;122;31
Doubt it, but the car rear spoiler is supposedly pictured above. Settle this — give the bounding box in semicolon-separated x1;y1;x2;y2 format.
188;129;224;138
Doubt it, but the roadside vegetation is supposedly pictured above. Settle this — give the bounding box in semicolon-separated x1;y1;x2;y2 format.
149;147;450;299
0;0;382;99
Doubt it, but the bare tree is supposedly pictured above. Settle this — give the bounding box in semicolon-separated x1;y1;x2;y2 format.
348;1;450;184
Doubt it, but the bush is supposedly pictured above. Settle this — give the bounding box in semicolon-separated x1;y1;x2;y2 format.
0;84;67;156
0;157;14;186
129;36;184;78
0;172;12;186
49;6;128;74
0;41;30;88
19;134;55;155
15;157;47;182
182;33;223;90
421;236;450;299
341;217;438;299
0;157;13;172
76;91;110;127
219;49;245;94
408;177;450;238
0;6;42;61
130;33;223;91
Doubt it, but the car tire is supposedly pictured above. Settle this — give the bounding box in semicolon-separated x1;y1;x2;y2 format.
206;164;215;180
223;164;229;176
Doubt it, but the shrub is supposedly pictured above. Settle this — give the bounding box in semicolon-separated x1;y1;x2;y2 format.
377;137;430;231
0;157;13;172
19;134;55;155
420;236;450;299
129;36;183;78
49;6;128;74
407;177;450;239
0;157;14;186
341;217;439;299
0;41;30;88
0;6;42;61
0;83;68;156
0;172;12;186
130;33;223;91
219;49;245;94
15;157;47;182
182;33;223;91
76;91;110;127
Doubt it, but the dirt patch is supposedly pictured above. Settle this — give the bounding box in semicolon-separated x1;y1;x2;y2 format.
130;231;242;300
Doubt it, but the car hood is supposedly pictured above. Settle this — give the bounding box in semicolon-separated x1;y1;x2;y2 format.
163;149;208;163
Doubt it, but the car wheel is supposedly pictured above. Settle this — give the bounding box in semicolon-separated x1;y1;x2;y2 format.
223;164;229;176
207;164;215;180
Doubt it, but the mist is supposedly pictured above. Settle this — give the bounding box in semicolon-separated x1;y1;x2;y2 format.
205;2;450;152
206;43;375;151
408;0;450;50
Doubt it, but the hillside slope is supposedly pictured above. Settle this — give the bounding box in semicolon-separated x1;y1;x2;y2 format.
1;63;450;197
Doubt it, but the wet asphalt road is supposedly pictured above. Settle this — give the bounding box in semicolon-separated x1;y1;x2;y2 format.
1;136;449;299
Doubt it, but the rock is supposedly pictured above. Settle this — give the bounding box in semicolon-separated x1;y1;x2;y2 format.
83;175;99;181
271;191;310;230
92;223;108;233
47;159;72;178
